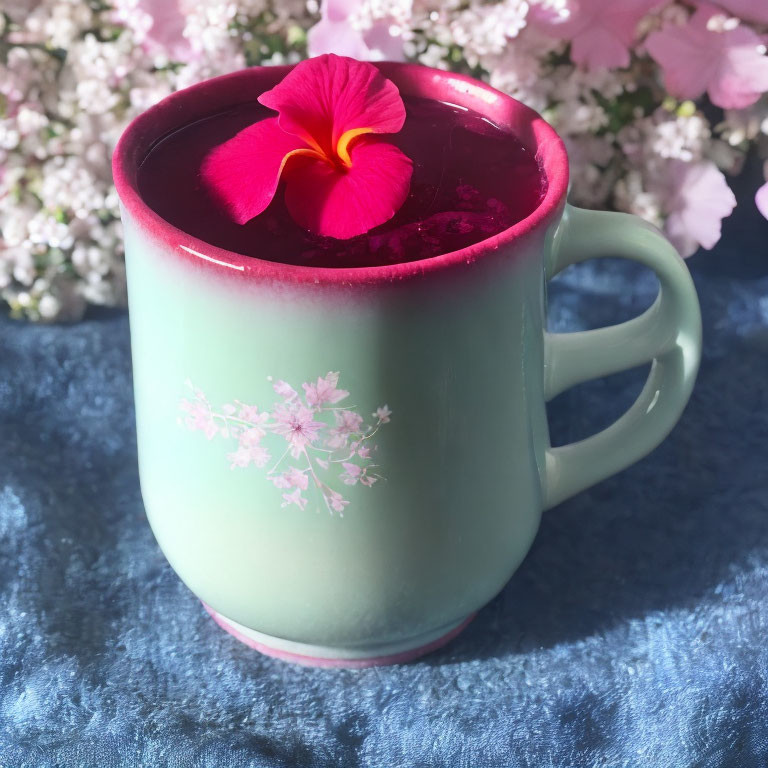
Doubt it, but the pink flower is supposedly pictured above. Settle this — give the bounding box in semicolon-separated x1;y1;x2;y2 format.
533;0;664;70
755;180;768;219
282;488;308;511
237;403;270;426
272;403;325;457
336;410;365;432
307;0;407;62
326;490;349;514
645;7;768;109
227;442;270;469
272;467;309;489
340;462;362;485
113;0;197;63
180;375;392;516
285;466;310;490
201;54;413;239
239;426;267;446
303;372;349;408
179;398;217;440
327;409;365;449
272;380;299;402
374;405;392;424
661;160;737;257
709;0;768;24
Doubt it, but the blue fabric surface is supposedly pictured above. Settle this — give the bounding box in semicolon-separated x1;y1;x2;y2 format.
2;183;768;765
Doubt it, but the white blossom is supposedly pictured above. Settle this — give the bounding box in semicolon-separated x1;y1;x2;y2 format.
0;0;762;321
450;1;529;68
649;113;710;162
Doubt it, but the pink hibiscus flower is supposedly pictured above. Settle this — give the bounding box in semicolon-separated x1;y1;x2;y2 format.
661;160;737;257
533;0;664;71
272;403;325;457
645;6;768;109
201;55;413;239
307;0;407;61
303;372;349;408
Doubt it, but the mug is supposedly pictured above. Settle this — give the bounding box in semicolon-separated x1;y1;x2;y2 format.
113;63;702;667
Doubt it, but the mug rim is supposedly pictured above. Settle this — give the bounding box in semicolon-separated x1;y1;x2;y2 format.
112;61;569;286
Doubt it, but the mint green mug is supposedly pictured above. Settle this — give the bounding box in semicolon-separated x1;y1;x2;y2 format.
113;63;702;667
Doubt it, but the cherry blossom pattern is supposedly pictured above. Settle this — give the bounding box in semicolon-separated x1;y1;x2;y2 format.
178;373;391;516
112;0;197;63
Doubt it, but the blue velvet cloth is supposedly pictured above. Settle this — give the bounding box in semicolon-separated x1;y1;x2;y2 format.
2;175;768;765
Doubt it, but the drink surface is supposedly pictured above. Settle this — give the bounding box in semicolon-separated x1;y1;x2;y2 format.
138;96;546;267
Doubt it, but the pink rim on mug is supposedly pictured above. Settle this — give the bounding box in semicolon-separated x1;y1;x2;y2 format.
202;603;477;668
112;62;570;288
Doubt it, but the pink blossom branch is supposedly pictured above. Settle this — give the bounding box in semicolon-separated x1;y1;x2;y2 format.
301;447;337;515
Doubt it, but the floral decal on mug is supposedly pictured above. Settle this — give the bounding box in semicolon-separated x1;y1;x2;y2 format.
178;373;391;516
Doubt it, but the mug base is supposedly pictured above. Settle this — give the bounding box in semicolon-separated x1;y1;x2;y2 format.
201;602;475;668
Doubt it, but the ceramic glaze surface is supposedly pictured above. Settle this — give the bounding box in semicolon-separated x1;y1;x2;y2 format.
115;63;702;664
123;213;550;647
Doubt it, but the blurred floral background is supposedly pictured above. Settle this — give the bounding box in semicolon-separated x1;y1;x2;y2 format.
1;0;767;321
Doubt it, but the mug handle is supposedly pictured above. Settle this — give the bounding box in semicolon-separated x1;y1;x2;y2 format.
542;204;702;510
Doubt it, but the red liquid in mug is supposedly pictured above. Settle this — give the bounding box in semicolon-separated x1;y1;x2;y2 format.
138;96;546;268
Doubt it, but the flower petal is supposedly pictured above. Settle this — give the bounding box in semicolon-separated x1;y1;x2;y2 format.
714;0;768;24
646;8;768;108
283;137;412;239
570;27;631;70
536;0;663;71
201;117;319;225
258;54;406;159
645;23;717;101
307;18;370;59
756;181;768;219
361;23;407;61
706;28;768;109
664;160;736;256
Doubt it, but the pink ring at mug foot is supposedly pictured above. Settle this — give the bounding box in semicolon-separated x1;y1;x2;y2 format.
201;602;475;668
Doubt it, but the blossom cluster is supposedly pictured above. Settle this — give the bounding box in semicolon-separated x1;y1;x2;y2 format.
2;0;768;321
179;373;392;515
